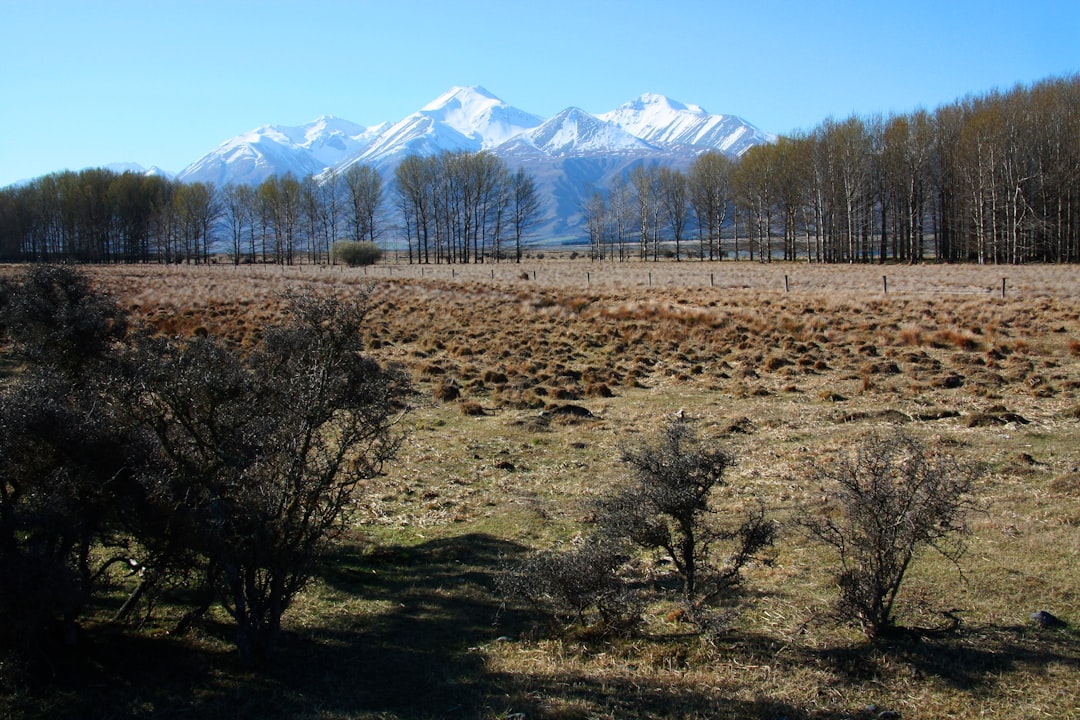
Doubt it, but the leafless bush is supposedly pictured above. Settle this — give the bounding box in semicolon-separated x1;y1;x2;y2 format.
119;288;413;665
501;419;775;636
800;430;980;639
497;536;641;631
600;419;775;625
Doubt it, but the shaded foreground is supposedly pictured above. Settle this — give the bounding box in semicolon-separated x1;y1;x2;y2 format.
4;260;1080;719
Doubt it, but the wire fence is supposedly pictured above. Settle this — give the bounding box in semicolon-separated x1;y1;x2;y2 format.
330;259;1080;300
73;259;1080;303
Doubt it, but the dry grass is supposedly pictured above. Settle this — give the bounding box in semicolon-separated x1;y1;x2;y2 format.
4;259;1080;719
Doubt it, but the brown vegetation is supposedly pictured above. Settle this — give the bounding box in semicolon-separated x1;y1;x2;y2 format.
5;259;1080;719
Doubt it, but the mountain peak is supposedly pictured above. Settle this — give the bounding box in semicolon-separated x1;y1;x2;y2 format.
620;93;705;115
421;85;502;112
598;93;768;154
523;106;657;156
414;86;542;147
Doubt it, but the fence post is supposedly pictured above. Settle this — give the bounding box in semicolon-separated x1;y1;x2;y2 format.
882;275;887;294
1002;277;1007;299
784;274;789;292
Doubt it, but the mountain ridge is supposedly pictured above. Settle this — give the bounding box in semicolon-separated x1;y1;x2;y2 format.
122;86;773;240
175;86;771;186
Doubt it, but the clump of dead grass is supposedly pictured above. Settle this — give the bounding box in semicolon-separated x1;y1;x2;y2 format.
44;262;1080;720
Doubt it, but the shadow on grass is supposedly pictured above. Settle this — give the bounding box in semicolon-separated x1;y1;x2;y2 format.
5;533;529;720
6;534;1079;720
815;621;1080;690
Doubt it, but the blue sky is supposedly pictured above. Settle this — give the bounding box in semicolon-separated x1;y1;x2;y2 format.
1;0;1077;187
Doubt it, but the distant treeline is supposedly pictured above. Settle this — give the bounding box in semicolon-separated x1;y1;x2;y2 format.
2;76;1078;265
0;152;542;265
585;75;1080;264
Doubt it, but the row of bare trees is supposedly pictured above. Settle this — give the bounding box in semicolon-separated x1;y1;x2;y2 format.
0;164;390;265
394;151;542;263
585;155;737;262
0;153;543;265
0;170;206;263
584;75;1080;264
4;76;1076;265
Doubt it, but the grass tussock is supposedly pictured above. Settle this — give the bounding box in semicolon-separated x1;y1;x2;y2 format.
4;260;1079;720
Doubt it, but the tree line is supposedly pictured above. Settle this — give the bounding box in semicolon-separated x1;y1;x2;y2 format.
3;76;1077;265
394;152;542;263
584;75;1080;264
0;152;543;265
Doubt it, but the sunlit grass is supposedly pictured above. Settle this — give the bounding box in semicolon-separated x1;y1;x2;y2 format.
3;259;1079;719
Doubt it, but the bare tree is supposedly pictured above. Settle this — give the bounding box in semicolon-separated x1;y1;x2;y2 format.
259;174;303;264
173;181;220;263
583;191;607;260
607;174;634;260
342;163;384;245
394;155;436;263
630;163;660;260
221;184;252;265
689;151;733;260
733;143;779;262
508;167;542;262
657;167;690;259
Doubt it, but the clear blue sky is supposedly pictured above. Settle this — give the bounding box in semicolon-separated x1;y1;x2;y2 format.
2;0;1077;187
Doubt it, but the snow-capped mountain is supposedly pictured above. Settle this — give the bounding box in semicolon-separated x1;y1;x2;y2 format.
502;107;659;157
177;116;388;186
179;86;767;183
103;162;174;179
419;86;544;148
599;93;774;155
171;86;771;238
333;86;544;174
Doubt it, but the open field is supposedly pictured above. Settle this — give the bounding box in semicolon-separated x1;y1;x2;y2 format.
5;259;1080;719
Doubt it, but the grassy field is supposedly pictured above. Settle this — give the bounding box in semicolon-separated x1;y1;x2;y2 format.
5;259;1080;719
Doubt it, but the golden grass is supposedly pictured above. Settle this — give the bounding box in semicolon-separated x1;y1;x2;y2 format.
4;259;1080;719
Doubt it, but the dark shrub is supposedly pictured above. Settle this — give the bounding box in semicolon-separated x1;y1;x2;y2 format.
332;240;383;266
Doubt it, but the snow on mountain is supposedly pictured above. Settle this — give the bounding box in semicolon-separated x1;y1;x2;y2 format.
599;92;774;156
297;116;390;168
177;87;771;188
104;161;150;175
160;86;774;239
143;166;175;179
177;131;319;186
177;117;389;186
504;107;658;157
420;86;543;147
95;162;174;179
347;113;477;168
346;86;544;170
